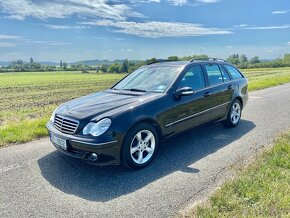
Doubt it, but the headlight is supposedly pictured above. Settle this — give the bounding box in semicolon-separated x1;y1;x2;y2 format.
50;107;59;123
83;118;112;137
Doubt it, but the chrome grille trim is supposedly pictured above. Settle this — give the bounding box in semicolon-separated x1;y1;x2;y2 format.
53;115;79;134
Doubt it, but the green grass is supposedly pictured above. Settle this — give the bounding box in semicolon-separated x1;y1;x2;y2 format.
0;71;125;146
242;67;290;91
0;67;290;146
187;131;290;217
0;117;48;145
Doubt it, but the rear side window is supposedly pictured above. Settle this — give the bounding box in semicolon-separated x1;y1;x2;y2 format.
204;64;224;85
224;65;243;79
178;65;205;90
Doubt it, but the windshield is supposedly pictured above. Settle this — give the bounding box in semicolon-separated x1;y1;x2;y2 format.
113;66;182;93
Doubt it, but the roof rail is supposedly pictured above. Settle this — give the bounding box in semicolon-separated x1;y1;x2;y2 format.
147;59;178;65
189;58;227;63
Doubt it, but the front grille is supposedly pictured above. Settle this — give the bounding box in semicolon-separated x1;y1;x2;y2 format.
53;115;79;134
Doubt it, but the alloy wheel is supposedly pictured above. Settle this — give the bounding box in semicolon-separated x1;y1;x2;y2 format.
130;130;156;164
231;102;241;124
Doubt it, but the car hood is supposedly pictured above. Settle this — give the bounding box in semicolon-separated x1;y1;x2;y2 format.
57;90;160;121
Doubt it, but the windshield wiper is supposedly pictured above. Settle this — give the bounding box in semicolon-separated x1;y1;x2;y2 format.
123;88;147;93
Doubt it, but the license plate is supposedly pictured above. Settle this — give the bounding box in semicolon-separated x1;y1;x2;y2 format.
51;134;67;150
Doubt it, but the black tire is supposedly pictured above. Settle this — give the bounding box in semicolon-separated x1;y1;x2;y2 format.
121;123;159;169
223;99;242;128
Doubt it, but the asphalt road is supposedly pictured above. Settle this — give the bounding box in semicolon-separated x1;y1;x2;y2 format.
1;83;290;218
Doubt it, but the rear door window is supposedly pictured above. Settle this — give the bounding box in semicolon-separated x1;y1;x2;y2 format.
219;65;231;82
204;64;224;86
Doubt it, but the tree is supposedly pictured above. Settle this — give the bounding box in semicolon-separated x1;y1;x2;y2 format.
100;65;107;73
146;58;157;65
118;64;123;73
30;57;34;64
128;65;138;73
63;62;67;69
12;60;24;65
122;59;129;73
283;54;290;65
168;56;179;61
60;60;63;68
250;56;260;64
240;54;248;63
180;54;208;61
108;63;121;73
227;54;240;65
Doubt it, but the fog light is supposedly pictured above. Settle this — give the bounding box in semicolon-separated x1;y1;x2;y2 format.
89;153;98;161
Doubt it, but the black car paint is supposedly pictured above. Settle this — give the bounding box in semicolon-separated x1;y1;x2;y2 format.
46;61;248;166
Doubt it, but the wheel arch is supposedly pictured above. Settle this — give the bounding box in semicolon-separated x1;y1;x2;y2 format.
235;96;243;109
126;118;162;141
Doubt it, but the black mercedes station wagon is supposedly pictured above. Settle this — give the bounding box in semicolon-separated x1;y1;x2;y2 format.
47;58;248;169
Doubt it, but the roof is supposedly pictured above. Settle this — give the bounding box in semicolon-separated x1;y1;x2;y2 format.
146;59;229;67
147;61;188;67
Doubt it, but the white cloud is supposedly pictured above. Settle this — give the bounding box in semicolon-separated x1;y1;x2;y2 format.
33;40;71;46
167;0;219;6
0;34;23;39
0;42;15;47
168;0;188;6
131;0;160;2
241;25;290;30
81;20;232;38
0;34;22;47
287;42;290;46
272;10;289;14
0;0;143;21
34;41;54;44
50;42;71;46
233;24;248;28
44;24;89;30
196;0;219;3
0;0;220;20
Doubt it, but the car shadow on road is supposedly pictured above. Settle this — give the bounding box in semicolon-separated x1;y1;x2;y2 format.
38;120;255;202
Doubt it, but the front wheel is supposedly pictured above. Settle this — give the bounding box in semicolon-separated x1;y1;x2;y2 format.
121;123;159;169
223;99;242;127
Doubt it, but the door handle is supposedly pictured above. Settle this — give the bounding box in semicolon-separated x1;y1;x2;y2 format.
228;85;234;90
204;92;211;97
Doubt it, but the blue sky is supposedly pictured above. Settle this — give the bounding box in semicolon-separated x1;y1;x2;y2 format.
0;0;289;62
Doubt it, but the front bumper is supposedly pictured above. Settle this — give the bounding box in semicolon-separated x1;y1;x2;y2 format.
46;121;122;166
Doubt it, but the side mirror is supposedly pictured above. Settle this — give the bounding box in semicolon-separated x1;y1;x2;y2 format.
175;87;194;98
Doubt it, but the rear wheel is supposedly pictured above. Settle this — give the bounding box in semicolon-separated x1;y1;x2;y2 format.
223;99;242;127
121;123;159;169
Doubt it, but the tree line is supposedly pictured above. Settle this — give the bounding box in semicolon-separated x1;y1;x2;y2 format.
1;54;290;73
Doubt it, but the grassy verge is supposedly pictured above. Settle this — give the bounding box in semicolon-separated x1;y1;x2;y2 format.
0;67;290;147
186;131;290;217
0;117;49;146
242;67;290;91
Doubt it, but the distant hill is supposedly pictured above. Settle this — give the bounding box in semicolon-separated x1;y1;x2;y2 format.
0;58;281;67
0;59;143;67
39;62;59;66
71;59;142;66
0;61;11;66
0;61;59;66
